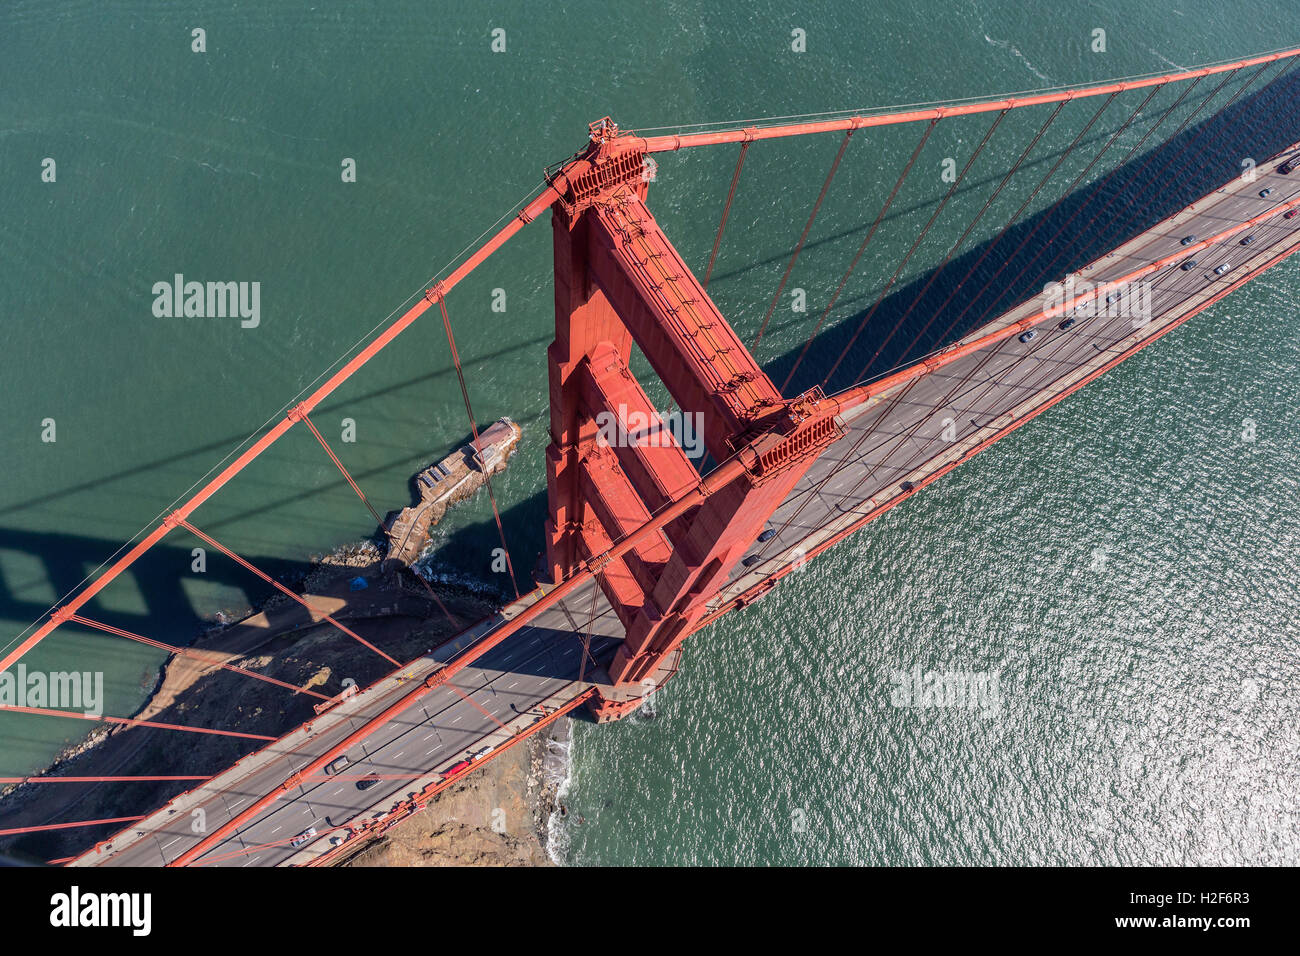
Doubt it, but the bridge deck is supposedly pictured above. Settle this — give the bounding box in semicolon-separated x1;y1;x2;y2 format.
713;146;1300;610
77;144;1300;867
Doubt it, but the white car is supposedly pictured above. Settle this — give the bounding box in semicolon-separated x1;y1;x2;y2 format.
290;826;318;848
325;755;350;775
469;746;495;762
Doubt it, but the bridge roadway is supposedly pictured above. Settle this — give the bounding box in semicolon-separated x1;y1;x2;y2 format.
711;145;1300;610
73;581;625;867
75;144;1300;867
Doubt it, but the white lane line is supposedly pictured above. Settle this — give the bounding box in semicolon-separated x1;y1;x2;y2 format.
426;748;438;756
452;715;462;725
332;787;344;795
270;826;282;834
230;799;246;809
241;856;260;867
393;751;405;758
161;837;180;849
507;681;518;689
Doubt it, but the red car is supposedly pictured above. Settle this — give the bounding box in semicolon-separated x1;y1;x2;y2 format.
443;760;473;777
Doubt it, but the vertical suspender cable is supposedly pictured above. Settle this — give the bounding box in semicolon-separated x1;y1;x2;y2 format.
992;74;1211;305
820;109;1005;388
780;119;938;392
299;409;461;628
857;109;1013;373
834;67;1280;527
703;140;752;289
914;93;1119;354
1062;64;1269;271
180;519;402;666
753;128;855;347
780;88;1164;546
435;294;522;600
947;82;1169;338
886;102;1065;365
70;614;332;700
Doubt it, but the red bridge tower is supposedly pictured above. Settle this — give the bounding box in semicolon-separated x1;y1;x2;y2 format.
543;119;845;721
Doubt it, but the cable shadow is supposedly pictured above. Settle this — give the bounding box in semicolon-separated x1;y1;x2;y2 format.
0;334;551;520
762;65;1300;396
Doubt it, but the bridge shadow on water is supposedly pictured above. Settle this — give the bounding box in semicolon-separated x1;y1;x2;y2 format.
0;502;569;864
0;525;311;655
765;65;1300;397
0;328;552;652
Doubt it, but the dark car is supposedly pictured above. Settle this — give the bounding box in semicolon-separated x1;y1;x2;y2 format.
1240;235;1255;246
1260;187;1274;198
1280;159;1297;174
1018;329;1038;344
1180;234;1197;245
1286;209;1298;220
1180;258;1198;271
355;774;380;791
1059;317;1077;331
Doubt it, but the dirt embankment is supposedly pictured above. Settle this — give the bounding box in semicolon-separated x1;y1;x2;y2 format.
0;421;553;867
338;719;567;867
0;562;496;864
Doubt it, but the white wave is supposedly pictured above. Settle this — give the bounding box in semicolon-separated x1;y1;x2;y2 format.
983;34;1053;83
1147;47;1186;72
542;725;576;865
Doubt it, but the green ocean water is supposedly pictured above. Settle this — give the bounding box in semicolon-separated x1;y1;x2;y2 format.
1;1;1297;864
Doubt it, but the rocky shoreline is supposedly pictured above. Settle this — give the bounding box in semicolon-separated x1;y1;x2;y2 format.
335;717;570;867
0;420;563;866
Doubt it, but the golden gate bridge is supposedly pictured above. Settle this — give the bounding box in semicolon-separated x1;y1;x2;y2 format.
2;45;1299;866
